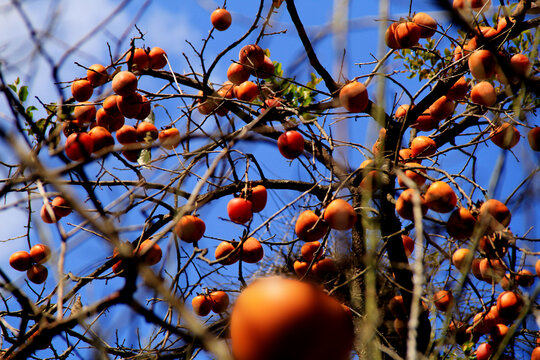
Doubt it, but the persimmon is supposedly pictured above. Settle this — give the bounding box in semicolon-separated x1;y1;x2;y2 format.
209;290;229;313
227;197;253;224
174;215;206;243
118;93;143;119
490;123;520;149
478;233;509;259
425;181;457;213
490;323;509;343
192;295;212;316
536;259;540;278
528;127;540;151
301;241;323;262
215;241;239;265
158;128;181;149
40;204;56;224
433;290;453;312
293;260;310;278
388;295;407;319
253;56;274;79
27;264;48;284
88;126;114;153
103;95;122;117
479;198;511;232
516;269;534;287
412;110;438;132
86;64;108;86
65;132;94;161
339;81;368;113
136;122;159;143
116;124;138;145
197;90;218;115
211;8;232;31
241;185;267;213
452;248;470;272
397;162;426;188
429;96;455;121
112;71;138;96
230;276;354;360
385;23;401;49
446;76;469;101
239;44;265;68
71;79;93;102
394;104;410;118
227;63;250;85
122;149;141;162
235;81;259;102
323;199;357;230
398;148;414;162
51;196;71;218
218;81;235;99
277;130;304;159
126;48;149;71
533;347;540;360
510;53;531;76
312;258;338;279
135;95;151;120
472;258;484;280
470;81;496;107
30;244;51;264
468;50;496;80
402;234;414;256
394;22;421;48
73;102;96;124
476;343;493;360
137;240;162;266
295;210;329;242
412;12;437;38
410;136;437;157
96;108;124;132
9;251;33;271
479;258;506;283
241;237;264;263
496;291;523;320
446;207;477;239
395;188;428;221
148;47;168;70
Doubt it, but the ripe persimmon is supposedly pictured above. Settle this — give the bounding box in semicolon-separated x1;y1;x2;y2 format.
433;290;454;312
496;291;523;320
227;63;250;85
136;122;159;143
410;136;437;157
148;47;167;70
402;234;414;256
412;12;437;38
209;290;229;313
192;295;212;316
27;264;48;284
479;199;511;232
425;181;457;213
241;185;267;213
301;241;323;263
490;123;520;149
528;127;540;151
452;248;470;272
395;188;428;221
227;197;253;224
30;244;51;264
446;207;477;239
126;48;149;71
174;215;206;243
211;8;232;31
88;126;115;154
323;199;357;230
51;196;71;218
339;82;368;113
241;237;264;263
65;132;94;161
277;130;304;159
295;210;329;242
158;128;181;150
86;64;108;86
112;71;138;96
71;79;93;102
116;124;138;145
230;276;354;360
239;44;265;68
9;251;33;271
215;241;239;265
137;240;162;266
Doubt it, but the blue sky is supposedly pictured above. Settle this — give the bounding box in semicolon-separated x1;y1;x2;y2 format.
0;0;538;358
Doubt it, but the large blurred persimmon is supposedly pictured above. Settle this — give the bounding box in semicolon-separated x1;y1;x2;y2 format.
230;276;353;360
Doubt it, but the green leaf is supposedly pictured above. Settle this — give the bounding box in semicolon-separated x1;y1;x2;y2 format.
8;84;17;93
14;77;20;86
18;86;28;103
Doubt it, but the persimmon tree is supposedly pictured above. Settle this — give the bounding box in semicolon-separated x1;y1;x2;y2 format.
0;0;539;359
